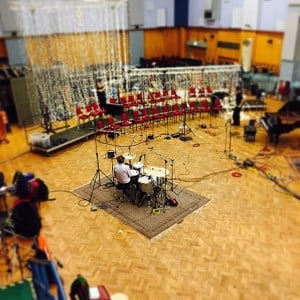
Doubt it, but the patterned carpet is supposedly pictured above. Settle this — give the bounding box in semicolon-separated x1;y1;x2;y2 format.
74;177;210;239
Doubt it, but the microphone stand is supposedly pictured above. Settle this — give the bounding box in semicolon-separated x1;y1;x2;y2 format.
170;158;175;191
88;130;114;205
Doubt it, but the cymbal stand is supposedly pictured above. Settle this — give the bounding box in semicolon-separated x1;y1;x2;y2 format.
170;158;175;191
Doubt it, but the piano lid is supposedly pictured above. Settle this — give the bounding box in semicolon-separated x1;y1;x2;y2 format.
277;100;300;123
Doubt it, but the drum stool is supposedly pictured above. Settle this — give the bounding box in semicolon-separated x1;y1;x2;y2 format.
115;183;132;208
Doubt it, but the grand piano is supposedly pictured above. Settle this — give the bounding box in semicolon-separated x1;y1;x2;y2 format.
260;101;300;145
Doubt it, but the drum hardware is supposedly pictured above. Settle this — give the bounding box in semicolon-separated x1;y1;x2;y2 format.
136;175;166;213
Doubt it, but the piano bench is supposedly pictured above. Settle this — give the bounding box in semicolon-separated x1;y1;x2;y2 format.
244;125;257;142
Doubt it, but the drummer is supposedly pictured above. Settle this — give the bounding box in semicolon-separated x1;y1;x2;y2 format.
113;155;131;189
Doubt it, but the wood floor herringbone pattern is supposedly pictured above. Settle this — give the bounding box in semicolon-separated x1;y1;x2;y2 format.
1;97;300;299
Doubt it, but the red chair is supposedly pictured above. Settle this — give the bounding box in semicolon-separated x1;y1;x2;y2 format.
92;102;106;114
162;104;170;118
170;103;183;122
206;86;213;97
132;110;145;130
161;104;171;125
76;106;90;128
141;108;153;127
170;89;181;100
107;117;121;132
162;89;170;101
198;87;206;98
120;96;130;109
148;92;157;104
0;110;9;144
97;120;112;143
154;91;163;103
120;112;133;133
128;95;137;107
152;106;165;126
189;87;197;98
86;103;104;123
199;100;211;118
136;93;143;105
189;101;200;119
181;102;191;114
211;97;223;115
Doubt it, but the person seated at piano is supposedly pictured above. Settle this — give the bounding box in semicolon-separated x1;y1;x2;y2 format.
232;86;246;126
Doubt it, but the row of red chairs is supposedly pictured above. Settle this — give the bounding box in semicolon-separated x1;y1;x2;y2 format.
110;87;214;110
188;86;213;98
96;99;223;139
76;102;106;128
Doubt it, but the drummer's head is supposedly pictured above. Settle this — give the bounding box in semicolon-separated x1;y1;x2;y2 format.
116;155;125;164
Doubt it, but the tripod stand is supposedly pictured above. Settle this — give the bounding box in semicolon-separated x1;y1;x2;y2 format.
88;131;114;205
224;118;233;158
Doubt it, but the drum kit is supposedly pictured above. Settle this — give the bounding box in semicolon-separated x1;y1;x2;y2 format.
124;153;170;210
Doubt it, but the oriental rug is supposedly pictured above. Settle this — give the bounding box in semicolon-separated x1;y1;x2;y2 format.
74;178;210;239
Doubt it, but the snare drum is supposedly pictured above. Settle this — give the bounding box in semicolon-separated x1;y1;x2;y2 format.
138;176;153;193
132;161;144;174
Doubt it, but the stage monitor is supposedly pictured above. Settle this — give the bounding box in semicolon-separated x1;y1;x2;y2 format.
105;104;123;116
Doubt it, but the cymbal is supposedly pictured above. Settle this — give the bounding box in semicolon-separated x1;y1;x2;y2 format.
123;153;136;160
143;166;169;177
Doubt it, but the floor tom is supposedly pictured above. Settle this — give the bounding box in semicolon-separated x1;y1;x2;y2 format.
138;176;153;193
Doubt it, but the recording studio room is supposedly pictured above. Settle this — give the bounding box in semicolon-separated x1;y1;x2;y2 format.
0;1;300;299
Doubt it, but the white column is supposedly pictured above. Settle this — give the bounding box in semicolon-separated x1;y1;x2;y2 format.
242;0;260;29
280;0;300;82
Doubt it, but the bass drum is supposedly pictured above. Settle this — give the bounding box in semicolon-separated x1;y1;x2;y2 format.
138;176;153;194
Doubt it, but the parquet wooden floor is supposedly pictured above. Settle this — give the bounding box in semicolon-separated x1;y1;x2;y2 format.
1;97;300;300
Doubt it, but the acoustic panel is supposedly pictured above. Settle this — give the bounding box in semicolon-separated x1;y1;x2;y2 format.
0;0;22;33
156;8;166;27
128;0;144;27
10;77;34;126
